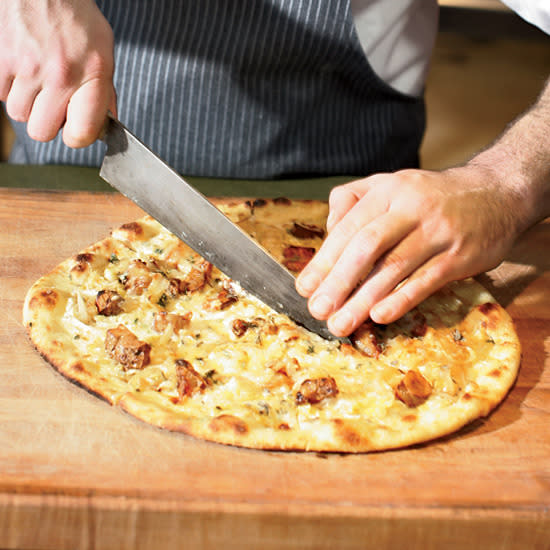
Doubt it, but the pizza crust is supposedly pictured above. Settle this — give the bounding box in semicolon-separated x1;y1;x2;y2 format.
23;199;521;452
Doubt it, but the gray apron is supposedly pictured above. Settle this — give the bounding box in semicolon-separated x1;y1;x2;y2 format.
9;0;425;179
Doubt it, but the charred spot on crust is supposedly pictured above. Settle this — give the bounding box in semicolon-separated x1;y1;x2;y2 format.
245;198;267;213
30;289;59;310
75;253;94;263
119;221;144;237
273;197;292;205
479;302;498;315
70;361;86;373
332;418;362;446
209;414;248;435
71;253;94;273
41;289;58;307
477;302;500;329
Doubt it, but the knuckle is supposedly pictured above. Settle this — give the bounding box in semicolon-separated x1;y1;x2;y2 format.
383;250;409;278
44;48;80;90
422;261;449;288
346;238;371;269
328;185;350;209
439;250;473;281
445;243;464;264
47;61;75;90
84;48;114;80
415;263;451;299
330;219;356;243
353;226;383;260
328;266;359;297
430;261;448;282
351;282;378;313
19;54;41;80
393;285;419;316
46;49;113;92
399;282;416;305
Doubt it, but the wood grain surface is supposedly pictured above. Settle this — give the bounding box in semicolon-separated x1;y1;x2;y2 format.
1;188;549;550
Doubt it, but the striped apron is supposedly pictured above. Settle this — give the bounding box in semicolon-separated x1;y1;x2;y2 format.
9;0;426;179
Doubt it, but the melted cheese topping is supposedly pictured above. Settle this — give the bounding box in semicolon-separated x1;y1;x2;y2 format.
54;209;518;439
16;199;519;453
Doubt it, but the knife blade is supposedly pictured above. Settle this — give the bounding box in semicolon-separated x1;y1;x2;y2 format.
99;116;341;341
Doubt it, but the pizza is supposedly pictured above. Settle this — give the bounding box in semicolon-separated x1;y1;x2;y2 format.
23;198;521;452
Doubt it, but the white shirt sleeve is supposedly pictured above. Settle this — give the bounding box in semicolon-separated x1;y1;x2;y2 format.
499;0;550;34
350;0;439;97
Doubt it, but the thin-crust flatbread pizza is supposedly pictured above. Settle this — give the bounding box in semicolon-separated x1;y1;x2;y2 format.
23;198;521;452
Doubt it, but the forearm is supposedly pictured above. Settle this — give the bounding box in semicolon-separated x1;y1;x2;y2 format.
468;77;550;232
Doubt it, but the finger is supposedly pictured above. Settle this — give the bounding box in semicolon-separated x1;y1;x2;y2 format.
296;190;388;297
369;254;455;325
326;180;368;232
63;78;113;148
26;87;70;142
307;211;416;320
0;73;14;102
5;77;40;122
325;231;444;335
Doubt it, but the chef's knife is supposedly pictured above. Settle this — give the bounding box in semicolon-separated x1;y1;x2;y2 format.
99;116;340;341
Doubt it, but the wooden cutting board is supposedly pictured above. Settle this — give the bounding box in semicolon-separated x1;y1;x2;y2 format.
1;188;549;550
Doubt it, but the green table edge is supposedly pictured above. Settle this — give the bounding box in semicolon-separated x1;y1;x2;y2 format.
0;164;356;200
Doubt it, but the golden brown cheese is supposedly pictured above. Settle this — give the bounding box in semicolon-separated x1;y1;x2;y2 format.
23;207;519;452
61;219;504;429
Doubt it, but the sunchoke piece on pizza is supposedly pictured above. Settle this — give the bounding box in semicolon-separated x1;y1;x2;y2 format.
23;198;521;452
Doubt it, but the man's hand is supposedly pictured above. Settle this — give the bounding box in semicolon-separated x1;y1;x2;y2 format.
296;167;523;336
297;77;550;337
0;0;116;147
